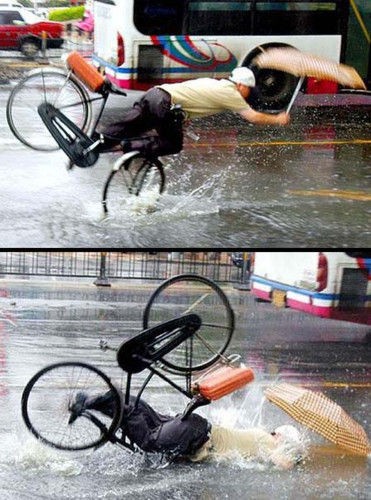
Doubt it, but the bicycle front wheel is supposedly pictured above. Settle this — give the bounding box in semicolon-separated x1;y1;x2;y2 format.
22;362;123;451
102;154;165;214
6;69;92;151
142;274;235;374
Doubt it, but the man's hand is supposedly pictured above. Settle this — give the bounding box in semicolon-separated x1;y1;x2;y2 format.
275;112;290;126
240;107;291;126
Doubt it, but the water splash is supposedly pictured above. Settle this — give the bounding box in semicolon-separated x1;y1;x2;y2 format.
1;432;84;476
96;170;226;227
207;378;268;428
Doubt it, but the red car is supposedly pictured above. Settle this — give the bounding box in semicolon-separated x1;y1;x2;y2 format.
0;7;64;57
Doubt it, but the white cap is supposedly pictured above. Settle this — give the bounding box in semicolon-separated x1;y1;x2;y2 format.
274;425;301;444
229;67;256;87
272;425;307;468
274;425;305;464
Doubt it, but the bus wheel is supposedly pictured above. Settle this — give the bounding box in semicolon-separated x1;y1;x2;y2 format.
244;44;300;112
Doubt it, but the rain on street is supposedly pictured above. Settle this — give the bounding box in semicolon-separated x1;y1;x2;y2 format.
0;81;370;247
0;277;370;499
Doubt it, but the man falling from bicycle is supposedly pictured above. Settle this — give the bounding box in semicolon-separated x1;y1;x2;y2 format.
75;390;306;470
94;67;290;158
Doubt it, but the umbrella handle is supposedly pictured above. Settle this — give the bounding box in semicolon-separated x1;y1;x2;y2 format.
286;76;305;113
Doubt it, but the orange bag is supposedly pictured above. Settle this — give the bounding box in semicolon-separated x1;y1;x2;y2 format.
66;51;105;93
192;364;254;400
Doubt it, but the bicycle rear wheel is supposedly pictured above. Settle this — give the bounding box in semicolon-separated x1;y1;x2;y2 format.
22;362;123;451
6;69;92;151
142;274;235;374
102;153;165;214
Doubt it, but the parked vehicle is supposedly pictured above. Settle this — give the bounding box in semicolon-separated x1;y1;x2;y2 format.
0;7;64;57
0;2;23;6
250;252;371;325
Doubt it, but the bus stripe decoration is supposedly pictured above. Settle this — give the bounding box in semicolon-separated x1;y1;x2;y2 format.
265;383;371;456
253;47;366;90
151;36;237;71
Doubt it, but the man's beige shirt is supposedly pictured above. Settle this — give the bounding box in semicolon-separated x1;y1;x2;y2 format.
190;425;277;462
159;78;250;119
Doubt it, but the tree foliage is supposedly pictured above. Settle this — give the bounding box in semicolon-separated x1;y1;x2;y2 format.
48;5;85;22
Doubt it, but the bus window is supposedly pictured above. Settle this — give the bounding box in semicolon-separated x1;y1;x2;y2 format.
133;0;186;35
254;1;343;36
134;0;345;37
186;1;252;36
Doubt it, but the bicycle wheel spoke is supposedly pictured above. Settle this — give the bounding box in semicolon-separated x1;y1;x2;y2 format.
200;322;233;330
183;293;211;314
52;71;72;108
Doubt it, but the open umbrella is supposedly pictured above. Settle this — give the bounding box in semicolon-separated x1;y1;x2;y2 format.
253;47;366;90
265;382;371;456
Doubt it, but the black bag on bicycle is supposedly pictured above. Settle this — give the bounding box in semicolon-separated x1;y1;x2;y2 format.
38;103;99;168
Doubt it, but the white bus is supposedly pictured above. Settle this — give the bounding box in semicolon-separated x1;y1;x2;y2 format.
250;252;371;324
92;0;370;110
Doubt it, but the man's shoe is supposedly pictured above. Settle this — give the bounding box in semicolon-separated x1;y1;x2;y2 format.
84;390;116;417
68;391;88;424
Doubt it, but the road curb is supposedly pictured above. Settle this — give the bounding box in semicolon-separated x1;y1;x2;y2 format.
0;59;59;83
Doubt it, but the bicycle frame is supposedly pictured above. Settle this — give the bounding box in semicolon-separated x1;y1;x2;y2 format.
117;314;202;397
94;313;206;451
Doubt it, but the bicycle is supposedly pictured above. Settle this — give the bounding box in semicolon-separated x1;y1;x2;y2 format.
6;51;174;213
21;274;246;454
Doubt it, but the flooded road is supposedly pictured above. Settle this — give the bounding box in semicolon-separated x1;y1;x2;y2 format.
0;279;370;499
0;83;370;247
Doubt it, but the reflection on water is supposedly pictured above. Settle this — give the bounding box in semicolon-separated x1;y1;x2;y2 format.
0;280;370;499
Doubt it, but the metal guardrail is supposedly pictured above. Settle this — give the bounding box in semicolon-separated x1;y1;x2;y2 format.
0;251;248;284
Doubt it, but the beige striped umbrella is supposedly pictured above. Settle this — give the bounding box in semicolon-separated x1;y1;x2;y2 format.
265;383;371;456
253;47;366;90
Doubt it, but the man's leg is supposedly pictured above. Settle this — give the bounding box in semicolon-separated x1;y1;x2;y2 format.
125;103;184;157
121;88;184;157
99;104;147;140
96;87;166;149
95;99;150;152
148;413;210;457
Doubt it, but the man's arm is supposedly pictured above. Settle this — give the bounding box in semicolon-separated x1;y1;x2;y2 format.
239;107;290;126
